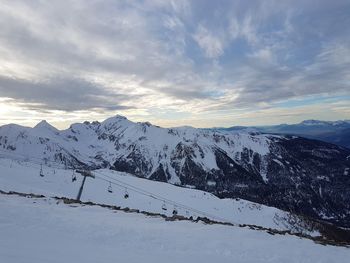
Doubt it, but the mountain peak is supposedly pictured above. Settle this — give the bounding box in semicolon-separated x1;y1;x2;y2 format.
112;114;127;120
34;120;58;131
104;114;128;122
100;114;133;130
300;120;328;126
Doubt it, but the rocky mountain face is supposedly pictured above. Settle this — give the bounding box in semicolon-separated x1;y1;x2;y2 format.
1;115;350;227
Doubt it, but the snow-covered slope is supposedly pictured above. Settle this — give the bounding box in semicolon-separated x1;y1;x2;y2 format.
1;115;350;228
1;193;349;263
0;158;312;234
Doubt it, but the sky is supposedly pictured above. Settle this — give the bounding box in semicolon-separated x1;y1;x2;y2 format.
0;0;349;129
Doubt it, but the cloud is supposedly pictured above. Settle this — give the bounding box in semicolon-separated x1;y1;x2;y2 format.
230;43;350;107
248;48;273;62
191;12;259;59
0;76;133;111
193;24;225;59
0;0;349;127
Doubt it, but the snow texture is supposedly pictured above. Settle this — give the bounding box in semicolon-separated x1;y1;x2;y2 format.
0;194;349;263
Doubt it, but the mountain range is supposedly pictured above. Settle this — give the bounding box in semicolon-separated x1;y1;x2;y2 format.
220;120;350;149
0;115;350;228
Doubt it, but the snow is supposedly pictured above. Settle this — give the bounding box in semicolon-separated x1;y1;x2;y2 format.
259;156;269;182
207;180;216;186
0;115;274;182
299;119;350;126
1;116;349;262
273;159;284;166
33;120;58;132
301;120;329;126
0;194;349;263
317;176;330;182
0;158;316;234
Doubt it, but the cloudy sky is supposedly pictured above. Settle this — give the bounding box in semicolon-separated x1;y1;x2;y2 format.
0;0;349;128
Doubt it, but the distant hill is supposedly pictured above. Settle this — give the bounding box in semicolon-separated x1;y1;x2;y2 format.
221;120;350;149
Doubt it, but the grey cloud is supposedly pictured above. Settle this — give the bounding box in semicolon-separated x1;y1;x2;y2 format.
230;44;350;106
0;1;182;78
0;0;349;116
0;76;133;111
161;85;214;100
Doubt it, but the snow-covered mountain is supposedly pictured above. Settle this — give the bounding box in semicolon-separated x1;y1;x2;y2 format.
1;115;350;228
300;119;350;126
222;119;350;149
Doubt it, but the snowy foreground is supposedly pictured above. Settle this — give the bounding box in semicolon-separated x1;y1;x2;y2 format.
1;157;350;262
1;194;349;263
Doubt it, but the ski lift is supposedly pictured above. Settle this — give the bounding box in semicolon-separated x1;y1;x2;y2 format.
172;205;178;216
72;170;77;182
124;188;129;199
162;201;167;211
75;169;95;178
107;182;113;193
39;164;44;177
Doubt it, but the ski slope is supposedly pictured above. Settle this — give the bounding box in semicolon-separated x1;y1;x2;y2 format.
0;157;314;234
0;194;349;263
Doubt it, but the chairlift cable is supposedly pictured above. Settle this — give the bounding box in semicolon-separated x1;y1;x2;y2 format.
0;149;235;224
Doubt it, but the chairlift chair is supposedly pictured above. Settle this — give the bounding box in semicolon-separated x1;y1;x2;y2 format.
107;182;113;193
124;188;129;199
40;165;44;177
172;205;178;216
72;170;77;182
162;201;167;211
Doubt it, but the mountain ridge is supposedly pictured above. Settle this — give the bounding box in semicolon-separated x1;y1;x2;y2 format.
1;115;350;227
219;119;350;149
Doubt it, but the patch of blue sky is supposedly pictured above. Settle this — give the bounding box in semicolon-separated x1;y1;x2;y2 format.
274;95;350;108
